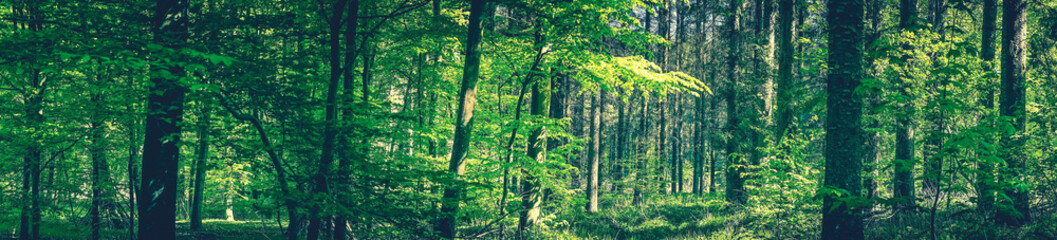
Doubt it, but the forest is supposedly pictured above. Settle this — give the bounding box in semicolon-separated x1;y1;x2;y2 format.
1;0;1056;239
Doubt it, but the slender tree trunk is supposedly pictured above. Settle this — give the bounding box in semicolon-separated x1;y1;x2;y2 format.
90;98;111;240
612;87;626;192
996;0;1030;226
436;0;487;237
586;88;602;213
139;0;189;239
821;0;865;238
693;93;704;195
632;93;649;205
975;0;997;216
218;95;300;240
923;0;947;201
775;0;793;142
893;0;918;214
671;94;682;193
334;1;360;239
190;106;212;231
307;1;349;239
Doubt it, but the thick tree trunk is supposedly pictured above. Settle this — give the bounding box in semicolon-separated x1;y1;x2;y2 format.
821;0;865;238
436;0;487;237
996;0;1030;226
139;0;189;239
725;0;746;205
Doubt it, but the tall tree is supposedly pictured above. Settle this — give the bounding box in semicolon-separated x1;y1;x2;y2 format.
893;0;917;214
307;1;349;239
923;0;947;200
436;0;488;237
821;0;865;238
139;0;189;239
996;0;1031;226
775;0;793;141
586;88;601;213
975;0;998;216
725;0;747;205
189;105;211;231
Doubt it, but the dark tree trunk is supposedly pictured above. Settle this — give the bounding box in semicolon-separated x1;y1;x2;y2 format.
436;0;487;237
775;0;793;142
190;106;211;231
821;0;865;238
90;99;112;240
725;0;746;205
307;1;350;239
975;0;997;216
893;0;918;214
139;0;189;239
996;0;1030;226
334;1;360;239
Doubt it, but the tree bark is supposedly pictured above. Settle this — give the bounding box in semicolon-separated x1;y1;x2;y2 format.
775;0;793;142
996;0;1030;226
725;0;746;205
586;88;602;213
190;105;211;231
975;0;997;216
436;0;487;237
821;0;865;238
893;0;918;214
139;0;189;239
307;1;349;239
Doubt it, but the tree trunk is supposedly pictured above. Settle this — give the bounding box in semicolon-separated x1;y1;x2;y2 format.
436;0;487;237
775;0;793;142
725;0;746;205
821;0;865;238
190;106;211;231
334;1;360;239
139;0;189;239
586;88;602;213
90;99;112;240
996;0;1030;226
975;0;997;216
307;1;349;239
893;0;918;214
922;0;947;202
633;93;649;205
671;94;682;193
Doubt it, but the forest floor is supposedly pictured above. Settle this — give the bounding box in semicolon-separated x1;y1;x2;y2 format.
0;219;284;240
2;193;1054;239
